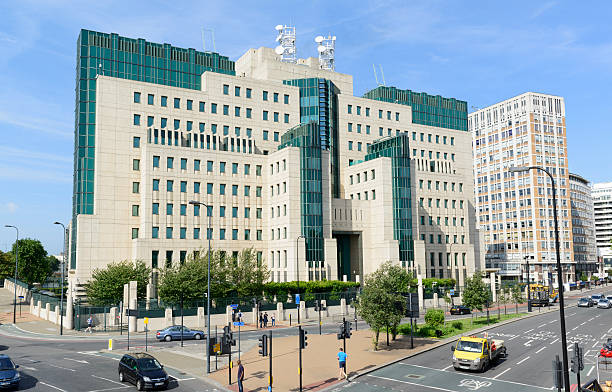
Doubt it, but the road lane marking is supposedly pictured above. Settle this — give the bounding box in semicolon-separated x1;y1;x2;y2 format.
516;356;531;365
524;340;533;347
588;318;594;322
524;328;534;333
549;320;556;324
47;363;76;372
87;387;131;392
593;341;599;348
579;322;586;326
538;324;547;328
64;357;88;364
441;365;453;371
602;334;607;340
40;382;68;392
21;365;37;371
366;375;454;392
550;338;559;345
568;313;576;317
588;365;595;377
536;347;547;354
572;326;579;331
492;367;512;379
609;327;612;333
168;376;196;381
92;375;126;386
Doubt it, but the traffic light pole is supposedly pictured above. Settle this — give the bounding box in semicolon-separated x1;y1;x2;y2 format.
269;330;273;391
343;318;347;376
318;301;322;335
298;326;303;392
228;324;232;386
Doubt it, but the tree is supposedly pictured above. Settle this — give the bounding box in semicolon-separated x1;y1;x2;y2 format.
462;272;490;312
356;261;411;350
85;261;151;306
511;284;525;313
424;309;445;330
11;239;54;285
0;251;13;281
225;248;270;297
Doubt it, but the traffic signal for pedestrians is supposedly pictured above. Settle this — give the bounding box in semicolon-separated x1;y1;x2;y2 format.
571;344;584;373
258;334;268;356
337;324;345;340
343;320;352;339
299;327;308;349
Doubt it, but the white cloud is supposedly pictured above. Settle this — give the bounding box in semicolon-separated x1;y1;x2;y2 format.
4;202;18;214
531;1;557;19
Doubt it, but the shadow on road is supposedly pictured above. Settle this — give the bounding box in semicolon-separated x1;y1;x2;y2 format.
17;372;39;390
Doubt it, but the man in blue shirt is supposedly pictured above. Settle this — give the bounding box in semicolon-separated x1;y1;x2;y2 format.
337;348;347;380
237;360;244;392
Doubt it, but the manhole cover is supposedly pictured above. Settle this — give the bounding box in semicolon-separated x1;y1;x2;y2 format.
405;374;424;379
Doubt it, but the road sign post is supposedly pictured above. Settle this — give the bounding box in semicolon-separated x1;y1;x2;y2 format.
269;330;273;391
234;321;244;361
295;294;300;325
144;317;149;352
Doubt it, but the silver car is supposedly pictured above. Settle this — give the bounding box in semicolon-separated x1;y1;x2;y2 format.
597;299;612;309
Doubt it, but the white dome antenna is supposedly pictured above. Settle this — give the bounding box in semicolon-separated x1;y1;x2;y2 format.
315;34;336;71
274;24;297;63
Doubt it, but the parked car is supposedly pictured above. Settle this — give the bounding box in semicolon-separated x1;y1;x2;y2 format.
578;298;593;307
606;295;612;302
155;325;204;342
450;305;471;315
597;299;612;309
118;353;169;391
0;355;20;389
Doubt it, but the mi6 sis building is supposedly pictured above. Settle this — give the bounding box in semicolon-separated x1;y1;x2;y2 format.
68;29;482;292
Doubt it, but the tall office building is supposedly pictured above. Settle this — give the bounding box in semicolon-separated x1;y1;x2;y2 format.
593;182;612;271
569;173;598;278
69;29;481;293
469;93;574;285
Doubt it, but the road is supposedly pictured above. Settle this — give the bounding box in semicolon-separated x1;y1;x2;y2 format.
337;288;612;392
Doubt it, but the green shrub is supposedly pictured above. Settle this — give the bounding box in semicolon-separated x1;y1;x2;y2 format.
451;320;463;330
417;325;437;337
424;309;445;329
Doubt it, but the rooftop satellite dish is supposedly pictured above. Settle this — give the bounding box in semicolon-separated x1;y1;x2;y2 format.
275;24;284;31
332;36;337;40
314;35;324;43
274;45;284;55
317;45;326;53
275;34;282;42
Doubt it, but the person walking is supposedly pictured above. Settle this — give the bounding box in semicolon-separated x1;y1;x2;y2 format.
236;360;245;392
259;313;263;329
337;347;347;380
86;316;94;333
263;312;268;328
271;314;275;327
238;309;243;323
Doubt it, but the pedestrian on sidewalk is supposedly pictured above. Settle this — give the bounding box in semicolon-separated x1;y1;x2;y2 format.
271;314;275;327
237;360;245;392
238;309;243;323
337;347;347;380
259;313;263;329
86;316;94;333
263;312;268;328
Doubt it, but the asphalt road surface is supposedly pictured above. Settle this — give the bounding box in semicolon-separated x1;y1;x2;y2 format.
336;288;612;392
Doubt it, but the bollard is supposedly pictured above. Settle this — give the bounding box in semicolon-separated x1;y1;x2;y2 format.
108;339;114;350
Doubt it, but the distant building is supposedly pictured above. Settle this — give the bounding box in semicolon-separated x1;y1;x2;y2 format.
568;173;598;278
593;182;612;272
469;93;573;285
68;29;482;294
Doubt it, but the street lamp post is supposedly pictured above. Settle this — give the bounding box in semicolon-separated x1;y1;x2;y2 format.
4;225;19;324
524;255;532;313
509;165;570;392
296;235;305;325
189;200;212;374
53;222;67;335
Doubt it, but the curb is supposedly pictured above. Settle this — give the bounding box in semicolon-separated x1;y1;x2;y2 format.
320;302;576;391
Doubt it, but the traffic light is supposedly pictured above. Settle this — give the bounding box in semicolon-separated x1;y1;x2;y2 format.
314;300;320;312
258;334;268;356
337;324;345;340
229;330;236;346
299;327;308;349
343;320;352;339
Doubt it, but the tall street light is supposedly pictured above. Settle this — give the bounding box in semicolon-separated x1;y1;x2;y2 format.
296;235;305;325
524;255;532;313
4;225;19;324
509;165;569;392
189;200;212;374
54;222;67;335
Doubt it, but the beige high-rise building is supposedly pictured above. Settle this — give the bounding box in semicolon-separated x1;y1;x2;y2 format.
568;173;598;278
69;29;482;293
469;93;574;286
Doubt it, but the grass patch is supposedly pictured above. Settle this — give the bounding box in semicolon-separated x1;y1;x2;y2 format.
398;313;526;339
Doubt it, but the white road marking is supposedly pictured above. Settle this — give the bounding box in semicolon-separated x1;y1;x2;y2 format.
550;338;559;345
366;375;454;392
609;327;612;333
549;320;556;324
40;382;68;392
524;328;534;333
78;352;119;361
168;376;196;381
516;356;531;365
572;326;579;331
47;363;76;372
20;365;37;371
91;375;126;386
536;347;547;354
588;365;596;377
441;365;453;371
588;317;594;322
593;341;599;348
602;334;607;340
568;313;576;317
524;340;533;347
64;357;88;364
492;367;512;379
509;335;519;341
579;322;587;326
87;387;131;392
538;324;547;328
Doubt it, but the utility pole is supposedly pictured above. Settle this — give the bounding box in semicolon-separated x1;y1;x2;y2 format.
4;225;18;325
296;235;305;324
298;326;307;391
180;294;184;347
525;255;532;312
53;222;66;335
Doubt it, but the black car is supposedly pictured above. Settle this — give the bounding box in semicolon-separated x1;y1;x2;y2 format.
450;305;471;315
118;353;169;391
0;355;20;390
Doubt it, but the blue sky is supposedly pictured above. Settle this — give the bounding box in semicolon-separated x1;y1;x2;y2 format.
1;0;611;254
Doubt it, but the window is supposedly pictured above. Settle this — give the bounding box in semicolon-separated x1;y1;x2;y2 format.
235;106;241;117
166;203;173;215
153;179;159;191
356;106;361;115
132;182;140;193
131;228;139;239
256;186;262;197
223;84;229;95
274;112;279;122
186;121;192;131
232;163;238;174
174;98;180;108
246;108;252;118
223;105;229;115
348;141;353;150
133;136;140;148
167;157;174;169
220;161;226;173
284;94;289;104
348;104;352;114
161;96;167;107
207;183;213;194
263;130;269;140
207;205;213;217
232;229;238;240
232;207;238;218
366;125;370;134
199;101;205;112
366;107;370;116
167;180;173;192
180;227;186;239
147;116;154;126
256;165;262;176
234;127;240;136
211;103;217;113
274;132;279;142
235;86;240;96
257;230;262;240
246;88;252;98
256;208;262;219
244;186;250;196
357;124;361;133
193;204;200;216
219;206;226;217
173;119;180;130
219;228;226;240
220;184;226;195
284;113;289;123
179;181;186;193
194;159;201;171
194;182;200;193
357;142;362;151
232;185;238;196
263;111;269;121
186;100;193;110
152;227;159;239
348;123;353;132
263;91;268;101
132;159;140;171
273;92;279;102
134;92;141;103
133;114;141;125
166;227;173;239
181;158;187;170
161;117;167;128
206;160;213;172
194;228;200;239
244;207;250;218
132;205;139;217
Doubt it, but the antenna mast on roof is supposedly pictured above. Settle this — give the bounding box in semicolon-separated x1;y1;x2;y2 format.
379;65;386;86
315;34;335;71
274;24;297;63
201;28;216;52
373;64;385;86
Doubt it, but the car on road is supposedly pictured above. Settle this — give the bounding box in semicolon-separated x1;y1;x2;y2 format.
606;295;612;302
597;299;612;309
591;294;604;306
578;298;594;307
450;305;471;315
452;335;506;372
118;353;169;391
155;325;204;342
0;355;20;390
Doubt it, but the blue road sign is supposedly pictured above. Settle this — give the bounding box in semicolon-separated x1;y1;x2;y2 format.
450;289;455;296
230;304;238;309
295;294;300;304
233;321;244;326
